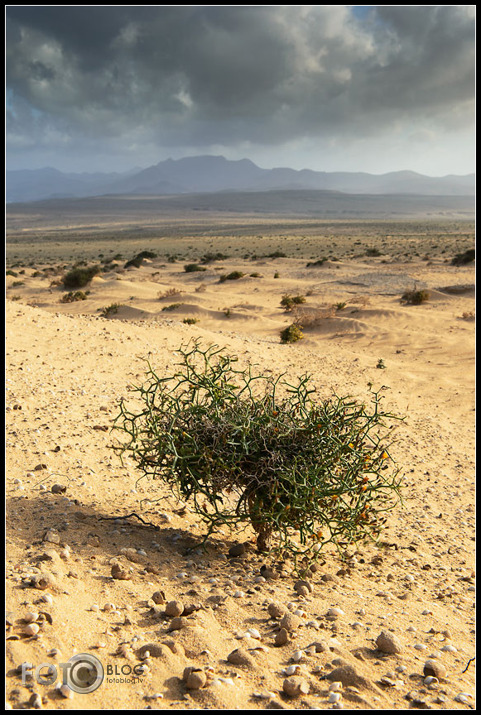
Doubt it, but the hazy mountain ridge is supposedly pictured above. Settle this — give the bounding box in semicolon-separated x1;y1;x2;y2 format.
6;155;475;203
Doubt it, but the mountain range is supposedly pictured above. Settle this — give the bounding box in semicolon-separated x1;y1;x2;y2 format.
6;155;475;204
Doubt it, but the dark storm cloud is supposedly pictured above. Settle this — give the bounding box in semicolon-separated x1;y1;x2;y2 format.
6;5;475;159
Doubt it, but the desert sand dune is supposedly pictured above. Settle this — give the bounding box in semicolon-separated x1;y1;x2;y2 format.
5;233;475;710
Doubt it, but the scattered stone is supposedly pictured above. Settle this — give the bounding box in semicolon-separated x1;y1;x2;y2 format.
294;579;313;596
274;628;289;646
43;530;60;544
227;647;256;667
282;675;310;697
137;643;171;659
51;484;67;494
423;660;447;680
260;565;279;580
28;694;43;709
376;630;403;655
327;607;345;620
24;612;39;624
228;543;246;558
168;616;187;631
165;600;184;617
328;691;342;703
184;667;207;690
111;563;131;580
152;590;166;604
324;664;379;693
30;573;56;591
280;612;301;632
57;684;73;699
267;602;285;619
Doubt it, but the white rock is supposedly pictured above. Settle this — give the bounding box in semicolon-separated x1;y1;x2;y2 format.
326;607;345;619
328;692;342;703
57;684;73;699
24;623;40;636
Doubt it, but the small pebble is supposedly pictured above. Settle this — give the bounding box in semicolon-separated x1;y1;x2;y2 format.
376;630;403;654
165;600;184;618
440;644;457;653
280;612;301;632
283;675;310;697
184;668;207;690
24;612;39;624
454;693;471;704
268;602;285;618
283;664;301;676
57;684;73;699
423;659;447;679
291;650;304;663
328;692;342;703
24;623;40;636
28;694;43;709
275;628;289;646
326;607;345;620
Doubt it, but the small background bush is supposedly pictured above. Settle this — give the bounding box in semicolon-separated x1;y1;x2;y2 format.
62;265;101;289
401;289;430;305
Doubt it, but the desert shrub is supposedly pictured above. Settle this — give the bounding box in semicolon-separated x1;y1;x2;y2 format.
158;287;183;299
265;250;287;258
62;265;101;289
12;281;24;287
306;258;328;267
183;317;199;325
124;256;143;269
6;270;18;277
335;302;347;311
162;302;184;311
219;271;245;282
280;294;306;312
280;323;304;343
101;302;122;317
125;250;157;269
200;252;228;264
60;291;88;303
113;342;403;567
451;249;475;266
401;289;430;305
184;263;207;273
365;247;382;257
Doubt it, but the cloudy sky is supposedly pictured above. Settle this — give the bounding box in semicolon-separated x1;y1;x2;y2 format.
6;5;476;176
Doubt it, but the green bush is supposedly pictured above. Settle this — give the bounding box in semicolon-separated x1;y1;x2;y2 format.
280;323;304;343
60;291;89;303
113;342;403;566
306;258;328;267
100;302;122;317
184;264;207;273
162;302;184;311
401;289;430;305
451;249;475;266
62;265;101;289
219;271;245;282
280;294;306;311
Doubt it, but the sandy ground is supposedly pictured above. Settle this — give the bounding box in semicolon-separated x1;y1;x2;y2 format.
5;250;475;710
